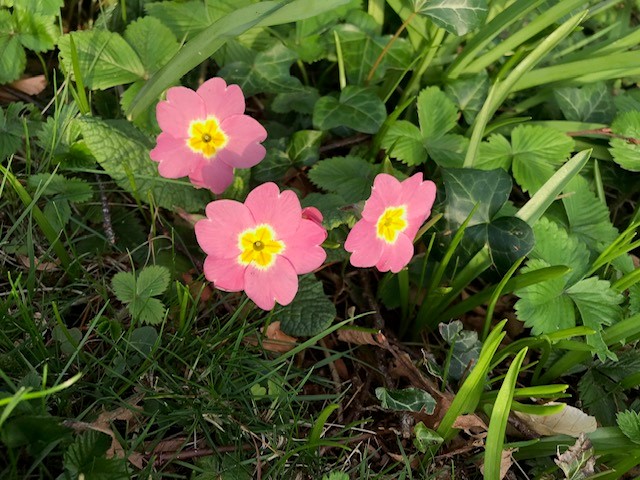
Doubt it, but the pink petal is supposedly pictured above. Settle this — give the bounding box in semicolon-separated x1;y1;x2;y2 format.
282;219;327;274
195;199;254;259
197;78;245;120
189;159;235;194
244;183;302;238
244;256;299;310
203;255;246;291
301;207;323;227
217;115;267;168
344;219;384;268
151;133;202;178
375;233;414;273
361;174;402;222
400;173;437;221
157;86;206;138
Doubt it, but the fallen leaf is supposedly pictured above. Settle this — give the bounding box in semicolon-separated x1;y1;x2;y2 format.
245;321;298;353
555;433;595;479
480;448;516;480
336;328;386;346
19;255;59;271
12;75;47;95
453;414;488;435
514;404;597;437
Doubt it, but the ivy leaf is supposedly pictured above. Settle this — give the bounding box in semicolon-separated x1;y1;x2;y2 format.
58;30;145;90
375;387;436;413
609;111;640;172
301;193;356;230
252;140;292;183
445;71;490;124
308;155;378;203
617;410;640;445
313;86;386;134
439;321;481;381
414;0;488;36
123;16;179;76
476;134;511;171
278;275;335;337
287;130;323;166
511;125;574;193
75;117;211;212
554;83;615;123
271;87;320;115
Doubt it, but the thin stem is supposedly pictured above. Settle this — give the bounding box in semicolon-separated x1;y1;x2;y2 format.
366;12;416;84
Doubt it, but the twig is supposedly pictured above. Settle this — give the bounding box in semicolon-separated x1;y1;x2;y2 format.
567;127;640;145
319;134;370;153
151;444;253;466
95;174;115;245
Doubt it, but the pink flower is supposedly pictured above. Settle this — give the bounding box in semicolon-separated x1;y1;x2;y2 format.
195;183;327;310
150;77;267;194
344;173;436;273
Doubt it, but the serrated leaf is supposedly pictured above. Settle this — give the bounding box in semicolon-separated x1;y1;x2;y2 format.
220;43;304;96
123;16;179;76
381;120;426;166
313;86;386;134
19;0;63;16
418;86;459;141
112;271;136;304
617;410;640;445
75;117;210;212
414;0;488;36
43;199;71;231
301;193;356;230
278;275;335;337
308;155;378;203
614;90;640;114
137;265;170;298
14;10;58;52
511;125;575;194
445;71;489;124
28;173;93;203
476;134;511;171
609;111;640;172
287;130;322;166
375;387;436;413
58;30;145;90
64;431;128;480
0;103;26;158
145;0;211;39
132;297;166;325
427;134;468;168
0;11;26;84
554;83;615;123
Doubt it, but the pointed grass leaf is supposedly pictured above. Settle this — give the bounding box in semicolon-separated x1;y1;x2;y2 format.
58;30;145;90
511;125;575;194
375;387;436;413
609;111;640;172
414;0;488;36
145;0;215;40
123;17;179;76
278;275;336;337
617;411;640;445
554;83;615;124
313;86;386;134
308;155;378;203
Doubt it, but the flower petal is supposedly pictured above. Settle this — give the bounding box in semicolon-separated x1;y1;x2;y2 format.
189;159;235;194
301;207;323;227
244;256;298;310
195;199;254;259
197;77;245;120
282;219;327;274
157;86;206;138
344;219;384;268
218;115;267;168
400;173;437;221
151;133;202;178
203;255;246;291
361;173;402;222
376;233;414;273
244;183;302;238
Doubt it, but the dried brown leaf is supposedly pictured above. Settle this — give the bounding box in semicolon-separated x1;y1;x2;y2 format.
336;328;386;346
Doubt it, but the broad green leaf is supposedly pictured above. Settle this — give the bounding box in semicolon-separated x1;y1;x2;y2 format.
439;320;481;381
427;134;468;168
132;297;166;325
381;120;426;166
0;103;27;159
413;423;444;452
0;11;26;84
322;473;349;480
137;265;170;298
554;83;615;124
375;387;436;413
476;134;511;171
252;140;292;182
308;155;378;203
22;0;62;16
442;168;512;228
313;86;386;134
414;0;488;36
417;86;459;141
609;111;640;172
75;117;211;212
271;87;320;114
58;30;145;90
617;410;640;445
28;173;93;203
614;90;640;114
220;43;304;96
278;275;336;337
14;9;58;52
64;431;128;479
445;71;489;124
129;326;159;357
112;271;136;304
123;17;179;76
511;125;574;194
514;259;576;335
287;130;323;166
43;200;71;231
301;193;356;230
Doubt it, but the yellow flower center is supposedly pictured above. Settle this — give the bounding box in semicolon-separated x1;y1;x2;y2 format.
376;206;408;243
238;225;285;270
187;117;228;158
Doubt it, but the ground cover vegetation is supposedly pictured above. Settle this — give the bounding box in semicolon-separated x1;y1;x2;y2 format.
2;0;640;478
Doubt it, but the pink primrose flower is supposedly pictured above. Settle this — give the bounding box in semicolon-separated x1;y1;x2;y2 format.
195;183;327;310
150;77;267;194
344;173;436;273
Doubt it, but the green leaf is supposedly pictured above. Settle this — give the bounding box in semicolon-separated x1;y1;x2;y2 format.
301;193;356;230
14;10;58;52
313;86;386;134
442;167;512;228
64;431;128;480
427;134;468;168
220;43;304;96
554;83;615;124
131;297;166;325
375;387;436;413
514;259;576;335
617;410;640;445
0;11;26;84
123;16;179;76
414;0;488;36
439;320;481;381
381;120;426;166
278;275;336;337
271;87;320;115
511;125;574;194
0;103;26;159
476;134;511;171
308;155;378;203
252;140;292;182
43;199;71;231
28;173;93;203
609;111;640;172
287;130;323;166
322;473;350;480
58;30;145;90
75;117;210;212
112;271;136;304
145;0;214;40
23;0;62;16
137;265;170;298
413;422;444;452
112;267;169;325
418;86;459;141
445;71;490;124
